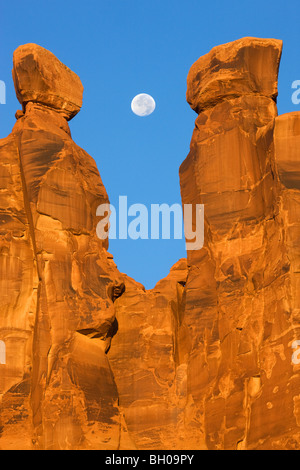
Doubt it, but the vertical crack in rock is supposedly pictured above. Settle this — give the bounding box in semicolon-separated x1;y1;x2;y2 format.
15;138;42;448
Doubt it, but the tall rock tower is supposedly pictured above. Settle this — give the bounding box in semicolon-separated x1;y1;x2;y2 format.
179;38;300;449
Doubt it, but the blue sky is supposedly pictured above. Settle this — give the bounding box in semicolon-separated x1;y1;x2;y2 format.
1;0;299;288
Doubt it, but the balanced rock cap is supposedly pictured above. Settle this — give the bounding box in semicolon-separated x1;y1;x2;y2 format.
12;43;84;120
187;37;283;113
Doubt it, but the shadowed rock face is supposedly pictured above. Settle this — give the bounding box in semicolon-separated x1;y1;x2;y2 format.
0;38;299;450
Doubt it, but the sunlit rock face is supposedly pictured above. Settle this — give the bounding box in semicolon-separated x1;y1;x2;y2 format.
0;38;299;450
179;37;300;450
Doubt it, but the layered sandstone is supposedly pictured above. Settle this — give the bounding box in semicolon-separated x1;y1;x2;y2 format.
0;38;299;450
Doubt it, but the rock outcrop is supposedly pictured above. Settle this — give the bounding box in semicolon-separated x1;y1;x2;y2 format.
0;38;299;450
13;44;83;120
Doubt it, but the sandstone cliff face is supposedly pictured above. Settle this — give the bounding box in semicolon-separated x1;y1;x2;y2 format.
179;37;300;450
0;38;299;450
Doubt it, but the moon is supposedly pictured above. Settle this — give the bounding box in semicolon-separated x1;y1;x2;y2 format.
131;93;156;117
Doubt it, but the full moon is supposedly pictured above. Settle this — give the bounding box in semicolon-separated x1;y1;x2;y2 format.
131;93;156;117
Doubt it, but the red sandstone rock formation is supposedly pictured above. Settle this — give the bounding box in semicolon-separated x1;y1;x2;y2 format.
13;44;83;120
0;38;299;450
